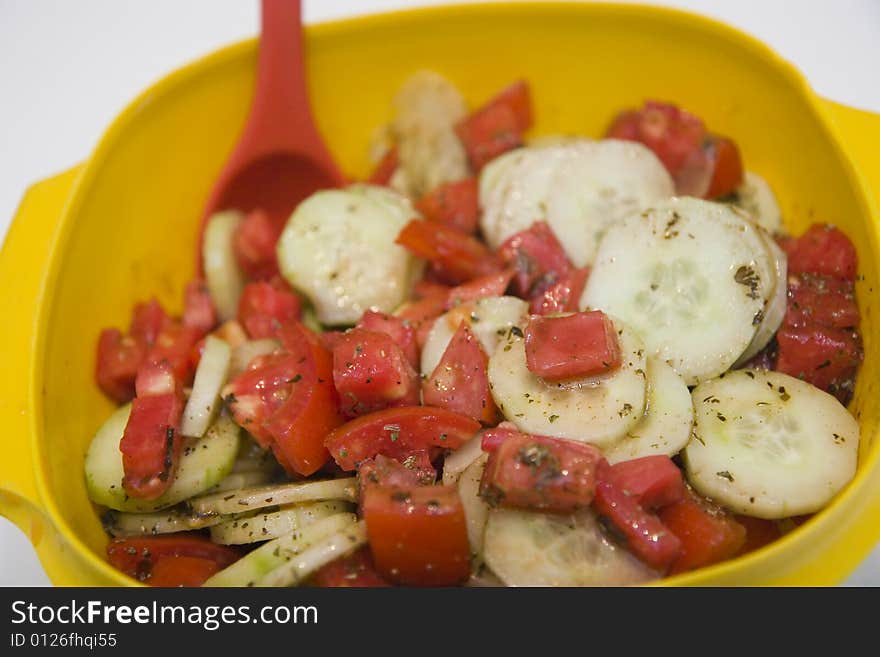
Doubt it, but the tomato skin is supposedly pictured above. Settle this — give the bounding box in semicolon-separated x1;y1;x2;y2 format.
119;393;184;500
358;453;437;493
524;310;622;381
107;534;239;584
497;221;572;297
423;322;497;425
480;424;521;452
456;102;523;171
146;320;202;386
182;278;217;336
600;456;684;510
233;208;282;281
775;325;862;404
529;267;590;315
147;556;223;587
592;480;683;571
489;79;533;132
415;178;480;234
704;135;744;198
480;431;604;513
356;310;419;370
396;220;501;285
96;329;146;404
262;322;342;476
331;328;420;418
363;484;471;586
785;273;859;329
780;224;858;281
657;491;746;575
445;269;515;309
367;147;399;186
130;298;169;347
325;406;480;471
309;547;390;587
237;278;301;339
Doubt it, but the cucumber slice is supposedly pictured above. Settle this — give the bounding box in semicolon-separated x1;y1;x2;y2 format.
203;210;246;321
103;507;231;537
205;470;276;494
442;433;486;485
479;140;674;266
85;409;240;513
458;454;491;558
604;356;694;464
189;477;358;517
421;296;529;378
581;197;773;385
203;512;357;587
483;508;659;586
181;335;231;438
277;186;420;326
487;319;647;447
257;520;368;587
230;338;280;377
733;171;783;235
685;370;860;519
210;500;352;545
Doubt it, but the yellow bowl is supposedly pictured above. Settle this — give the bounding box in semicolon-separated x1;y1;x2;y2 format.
2;2;880;587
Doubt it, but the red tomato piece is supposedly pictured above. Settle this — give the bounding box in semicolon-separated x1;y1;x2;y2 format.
456;102;523;171
262;322;343;476
445;268;515;309
107;534;239;583
480;424;521;452
489;79;533;132
119;392;184;500
182;278;217;336
785;273;859;329
423;323;497;424
146;320;201;386
147;556;223;587
780;224;858;281
734;515;783;556
592;480;683;571
497;221;572;297
237;278;301;339
95;328;146;404
135;360;179;398
414;279;452;300
775;325;862;404
309;547;390;587
704;135;744;198
233;208;282;281
658;491;746;575
363;484;471;586
331;328;420;418
367;146;399;186
600;456;684;510
480;431;604;513
356;310;419;370
396;220;501;285
130;298;169;347
524;310;621;381
358;453;437;493
529;266;590;315
415;178;480;234
325;406;481;471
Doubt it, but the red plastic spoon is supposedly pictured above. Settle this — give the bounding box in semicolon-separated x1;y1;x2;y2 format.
197;0;345;269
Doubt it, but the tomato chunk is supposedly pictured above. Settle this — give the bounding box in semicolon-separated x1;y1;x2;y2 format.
592;480;682;571
237;278;301;339
780;224;858;281
148;556;223;587
524;310;621;381
396;220;501;285
119;392;184;500
785;273;859;329
600;456;684;509
182;278;217;336
233;208;282;281
658;491;746;575
135;360;179;398
356;310;419;370
423;323;497;424
262;322;343;476
734;515;783;557
480;424;521;452
367;147;399;186
309;547;390;587
497;221;572;297
455;80;532;171
445;269;515;309
331;328;420;418
325;406;480;471
146;320;201;386
130;298;169;347
775;325;862;404
107;534;239;584
480;431;604;513
95;328;146;404
358;453;436;492
704;135;744;198
363;484;470;586
415;178;480;234
529;266;590;315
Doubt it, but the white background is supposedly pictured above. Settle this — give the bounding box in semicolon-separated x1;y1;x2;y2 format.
1;0;878;586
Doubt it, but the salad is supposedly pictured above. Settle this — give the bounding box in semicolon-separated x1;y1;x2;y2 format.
86;71;863;587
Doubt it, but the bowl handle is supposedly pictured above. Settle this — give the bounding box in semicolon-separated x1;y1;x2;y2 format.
0;166;82;544
820;99;880;209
